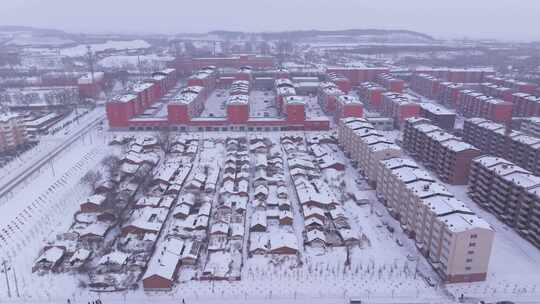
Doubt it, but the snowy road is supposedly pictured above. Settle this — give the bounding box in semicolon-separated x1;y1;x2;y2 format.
0;109;105;200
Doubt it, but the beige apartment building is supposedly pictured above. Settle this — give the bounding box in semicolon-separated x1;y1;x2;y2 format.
338;117;401;183
376;157;495;283
463;118;540;176
0;112;30;153
403;117;481;185
469;155;540;247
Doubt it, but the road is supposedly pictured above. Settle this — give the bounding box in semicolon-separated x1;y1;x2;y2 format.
0;115;104;200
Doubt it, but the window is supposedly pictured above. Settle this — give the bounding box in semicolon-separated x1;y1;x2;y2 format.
467;250;474;255
466;258;473;263
470;234;478;239
469;242;476;247
465;266;471;271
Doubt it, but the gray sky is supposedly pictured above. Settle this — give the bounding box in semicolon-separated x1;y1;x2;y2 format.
2;0;539;41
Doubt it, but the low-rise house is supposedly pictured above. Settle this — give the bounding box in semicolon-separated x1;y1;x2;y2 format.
306;229;326;247
250;210;267;232
97;251;129;273
33;246;66;272
269;232;299;255
80;194;107;213
279;210;294;226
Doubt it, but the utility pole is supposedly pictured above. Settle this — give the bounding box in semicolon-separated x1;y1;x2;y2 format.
13;264;19;297
86;45;95;85
2;259;11;298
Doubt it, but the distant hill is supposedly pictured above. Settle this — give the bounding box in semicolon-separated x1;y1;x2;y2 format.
0;25;67;36
209;29;435;41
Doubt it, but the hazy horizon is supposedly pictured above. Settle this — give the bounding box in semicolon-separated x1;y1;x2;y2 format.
1;0;540;41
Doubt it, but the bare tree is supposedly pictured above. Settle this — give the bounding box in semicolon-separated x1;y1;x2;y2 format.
81;170;102;191
101;155;121;177
158;128;171;152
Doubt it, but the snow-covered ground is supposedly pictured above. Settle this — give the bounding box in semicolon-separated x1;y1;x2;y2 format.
0;108;105;198
445;184;540;303
60;40;151;57
249;90;278;117
0;127;119;301
98;54;173;69
2;126;539;304
200;89;228;117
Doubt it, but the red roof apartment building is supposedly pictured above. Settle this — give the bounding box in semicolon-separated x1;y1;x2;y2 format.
318;81;344;113
335;95;364;121
468;155;540;248
463;118;540;176
325;67;389;86
106;66;331;132
380;92;421;125
457;90;513;123
480;82;514;102
169;54;275;75
106;68;178;128
375;73;404;93
511;93;540;117
438;82;467;108
485;75;538;94
412;68;494;83
326;72;351;93
403;117;481;185
357;82;386;111
275;78;297;114
317;82;363;122
410;73;441;99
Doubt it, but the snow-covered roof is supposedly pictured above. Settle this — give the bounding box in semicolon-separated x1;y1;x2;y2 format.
227;94;249;105
143;237;183;281
285;95;305;105
440;213;492;233
270;232;298;251
36;246;65;264
99;251;129;266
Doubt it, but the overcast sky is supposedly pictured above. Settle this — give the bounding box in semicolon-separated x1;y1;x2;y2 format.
1;0;539;41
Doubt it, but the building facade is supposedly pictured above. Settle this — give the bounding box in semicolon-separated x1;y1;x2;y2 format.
403;118;481;185
376;157;495;283
468;155;540;248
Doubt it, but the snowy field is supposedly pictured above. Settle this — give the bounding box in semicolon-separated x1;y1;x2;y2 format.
98;54;173;69
1;127;539;304
60;40;151;57
0;130;449;304
0;108;105;198
200;89;228;117
249;90;278;117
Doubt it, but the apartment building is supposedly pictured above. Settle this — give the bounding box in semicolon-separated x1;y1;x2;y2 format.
357;82;386;111
380;92;421;125
410;73;440;99
403;118;481;184
457;90;513;123
485;75;538;94
468;155;540;247
520;117;540;138
511;93;540;117
463;118;540;176
0;112;30;153
338;117;401;182
375;73;404;93
418;103;456;130
438;82;466;108
376;157;494;283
